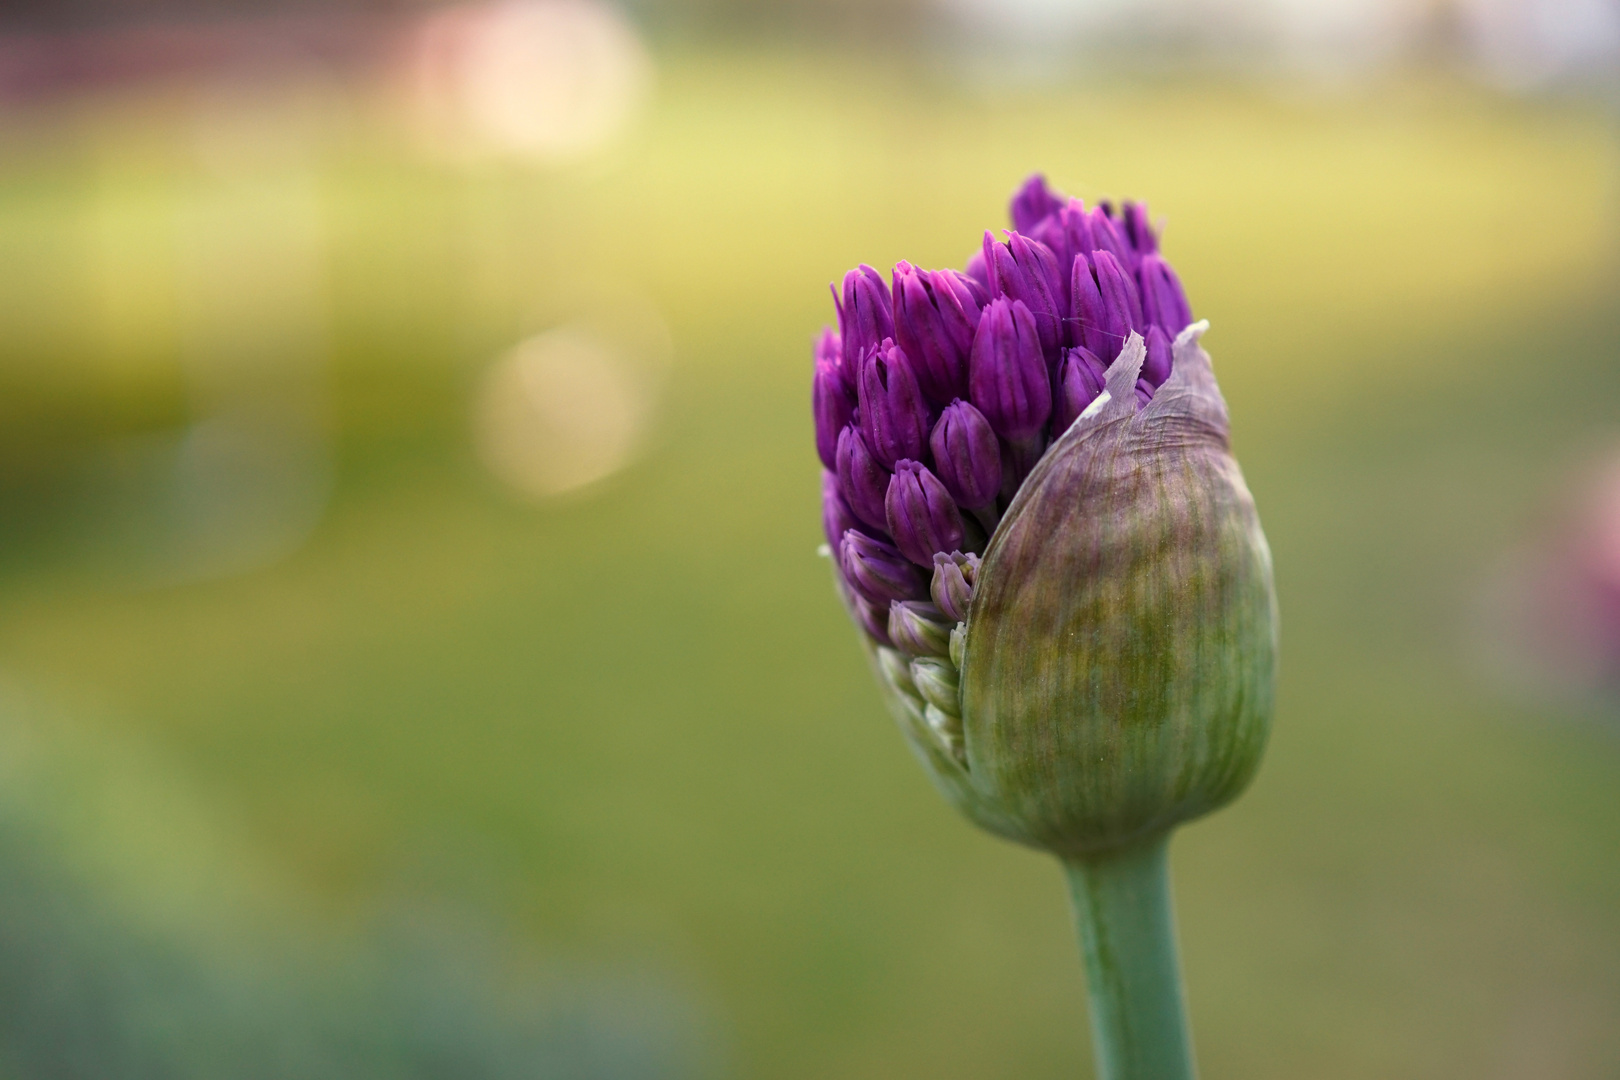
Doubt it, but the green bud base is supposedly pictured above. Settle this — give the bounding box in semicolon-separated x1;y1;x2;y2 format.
1063;834;1196;1080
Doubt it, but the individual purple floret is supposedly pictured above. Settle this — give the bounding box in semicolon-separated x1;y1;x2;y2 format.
850;591;893;647
931;551;981;623
1086;206;1133;271
841;530;926;605
835;265;894;376
1122;202;1157;256
888;599;952;658
857;340;931;470
812;328;852;470
1091;250;1144;353
893;261;978;405
1142;325;1173;388
814;174;1200;652
929;400;1002;517
984;231;1063;362
886;460;965;568
1139;254;1192;335
835;424;892;532
1010;174;1064;235
969;298;1051;445
822;470;861;550
1053;347;1109;436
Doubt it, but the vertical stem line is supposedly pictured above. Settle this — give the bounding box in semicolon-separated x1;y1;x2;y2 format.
1063;832;1196;1080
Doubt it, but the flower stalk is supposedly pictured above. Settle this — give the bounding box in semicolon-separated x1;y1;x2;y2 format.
1064;835;1195;1080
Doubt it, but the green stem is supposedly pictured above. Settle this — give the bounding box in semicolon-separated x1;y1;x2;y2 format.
1062;833;1196;1080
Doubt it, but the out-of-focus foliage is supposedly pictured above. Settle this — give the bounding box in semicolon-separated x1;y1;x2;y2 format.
0;690;706;1079
0;40;1616;1080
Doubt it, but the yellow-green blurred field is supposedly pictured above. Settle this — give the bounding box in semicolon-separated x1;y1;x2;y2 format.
0;48;1617;1079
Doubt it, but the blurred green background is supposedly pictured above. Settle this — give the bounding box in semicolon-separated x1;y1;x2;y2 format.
0;3;1618;1076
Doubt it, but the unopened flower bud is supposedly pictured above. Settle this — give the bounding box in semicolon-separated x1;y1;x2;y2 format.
876;645;919;700
1086;206;1132;270
1092;249;1143;349
910;656;961;716
1139;253;1192;336
819;174;1275;862
1010;173;1064;234
835;424;891;532
1053;347;1109;436
1141;324;1173;389
886;460;965;568
1037;200;1093;298
888;599;952;658
893;261;978;405
822;471;860;550
984;231;1063;360
949;623;966;669
969;298;1051;444
836;264;893;373
812;328;853;469
841;530;925;605
963;250;991;294
931;550;980;622
924;704;965;765
1122;201;1157;256
857;341;930;469
930;400;1001;513
850;591;893;647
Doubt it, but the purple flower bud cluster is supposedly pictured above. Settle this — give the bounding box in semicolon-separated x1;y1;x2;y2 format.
816;175;1194;651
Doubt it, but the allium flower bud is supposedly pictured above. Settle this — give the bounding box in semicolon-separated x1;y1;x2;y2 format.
930;400;1001;514
817;174;1275;864
886;460;966;568
1092;249;1144;345
1122;201;1157;256
892;261;979;405
888;599;952;658
910;656;961;717
984;231;1063;361
841;530;925;605
1141;324;1173;389
931;551;980;623
812;328;853;469
1138;254;1192;336
963;250;990;294
835;424;891;532
850;591;893;647
1053;347;1109;437
944;267;989;310
1010;173;1064;234
835;264;893;373
857;340;931;469
1086;206;1132;271
822;470;860;550
969;298;1051;445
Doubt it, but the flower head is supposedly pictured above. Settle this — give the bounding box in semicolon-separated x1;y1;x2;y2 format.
813;176;1275;855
